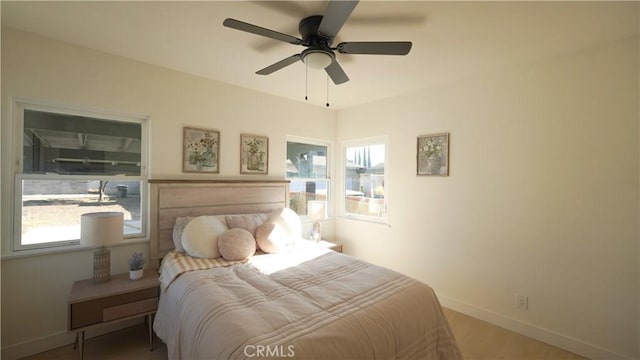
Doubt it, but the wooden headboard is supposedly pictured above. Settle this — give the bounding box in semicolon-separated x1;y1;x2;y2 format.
149;180;289;265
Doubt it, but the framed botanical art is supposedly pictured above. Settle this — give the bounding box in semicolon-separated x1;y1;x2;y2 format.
183;127;220;173
240;134;268;175
417;133;449;176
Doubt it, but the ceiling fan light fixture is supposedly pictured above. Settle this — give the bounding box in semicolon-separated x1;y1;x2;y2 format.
224;0;412;86
303;51;333;69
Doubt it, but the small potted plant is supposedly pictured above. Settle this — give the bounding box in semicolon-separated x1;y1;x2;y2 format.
128;252;144;280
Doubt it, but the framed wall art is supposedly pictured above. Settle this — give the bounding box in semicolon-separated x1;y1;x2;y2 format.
183;127;220;173
417;133;449;176
240;134;268;175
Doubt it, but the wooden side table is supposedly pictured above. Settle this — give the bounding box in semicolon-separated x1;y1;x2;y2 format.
68;271;160;359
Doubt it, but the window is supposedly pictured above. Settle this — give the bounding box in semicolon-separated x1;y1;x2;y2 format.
12;101;147;251
286;138;330;218
343;138;387;221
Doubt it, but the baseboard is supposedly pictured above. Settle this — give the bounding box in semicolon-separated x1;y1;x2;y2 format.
439;295;634;360
1;318;143;360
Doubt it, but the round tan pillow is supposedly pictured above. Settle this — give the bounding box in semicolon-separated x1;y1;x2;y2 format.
217;228;256;261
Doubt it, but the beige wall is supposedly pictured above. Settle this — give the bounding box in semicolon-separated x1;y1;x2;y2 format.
1;23;639;360
0;28;336;358
335;37;639;359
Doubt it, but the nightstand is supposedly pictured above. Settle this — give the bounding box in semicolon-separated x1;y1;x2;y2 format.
68;271;160;360
316;240;342;253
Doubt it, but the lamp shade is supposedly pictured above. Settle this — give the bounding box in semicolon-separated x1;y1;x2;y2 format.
81;212;123;247
307;200;327;221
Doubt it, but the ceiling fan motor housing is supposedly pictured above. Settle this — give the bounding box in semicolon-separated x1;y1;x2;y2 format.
299;15;335;67
299;15;331;45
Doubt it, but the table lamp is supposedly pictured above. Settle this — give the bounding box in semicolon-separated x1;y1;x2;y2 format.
81;212;123;283
307;200;327;242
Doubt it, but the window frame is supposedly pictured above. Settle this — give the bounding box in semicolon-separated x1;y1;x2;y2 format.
340;136;389;224
7;98;149;254
285;136;332;221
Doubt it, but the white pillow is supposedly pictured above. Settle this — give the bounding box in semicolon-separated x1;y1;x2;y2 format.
265;207;302;245
172;216;194;253
225;213;267;237
256;222;289;253
180;216;228;258
218;228;256;261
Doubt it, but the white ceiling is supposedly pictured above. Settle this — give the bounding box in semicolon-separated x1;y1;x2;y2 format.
1;1;638;110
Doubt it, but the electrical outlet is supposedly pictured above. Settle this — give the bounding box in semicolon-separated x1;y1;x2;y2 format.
516;294;528;310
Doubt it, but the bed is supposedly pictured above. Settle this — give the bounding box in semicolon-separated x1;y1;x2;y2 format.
149;180;462;359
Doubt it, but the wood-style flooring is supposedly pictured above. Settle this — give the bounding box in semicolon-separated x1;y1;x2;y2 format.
22;308;587;360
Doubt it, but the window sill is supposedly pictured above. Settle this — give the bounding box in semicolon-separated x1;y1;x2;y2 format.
339;215;391;227
1;237;149;260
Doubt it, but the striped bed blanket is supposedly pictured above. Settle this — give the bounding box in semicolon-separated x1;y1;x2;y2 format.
154;246;462;360
159;250;249;291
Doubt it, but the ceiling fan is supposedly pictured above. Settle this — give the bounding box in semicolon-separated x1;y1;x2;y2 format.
223;0;412;85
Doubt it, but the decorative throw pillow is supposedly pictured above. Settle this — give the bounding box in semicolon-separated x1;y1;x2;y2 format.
180;216;228;258
255;222;290;253
172;216;194;253
218;228;257;261
225;214;267;237
265;207;302;245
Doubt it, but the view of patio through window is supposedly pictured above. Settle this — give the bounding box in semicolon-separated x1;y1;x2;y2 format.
17;106;146;249
21;179;142;245
344;143;386;220
286;140;329;218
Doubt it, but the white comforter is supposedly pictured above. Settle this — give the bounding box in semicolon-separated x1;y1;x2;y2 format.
154;244;461;360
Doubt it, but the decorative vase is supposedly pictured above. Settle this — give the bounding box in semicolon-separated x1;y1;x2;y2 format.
426;157;442;174
203;146;214;167
129;269;143;281
189;151;197;165
247;153;259;170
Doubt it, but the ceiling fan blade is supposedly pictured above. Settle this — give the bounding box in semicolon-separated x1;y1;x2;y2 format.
318;0;358;41
325;60;349;85
223;18;303;45
336;41;412;55
256;54;302;75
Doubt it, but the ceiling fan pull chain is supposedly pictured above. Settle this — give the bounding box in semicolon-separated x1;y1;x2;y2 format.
326;75;330;107
305;62;308;101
